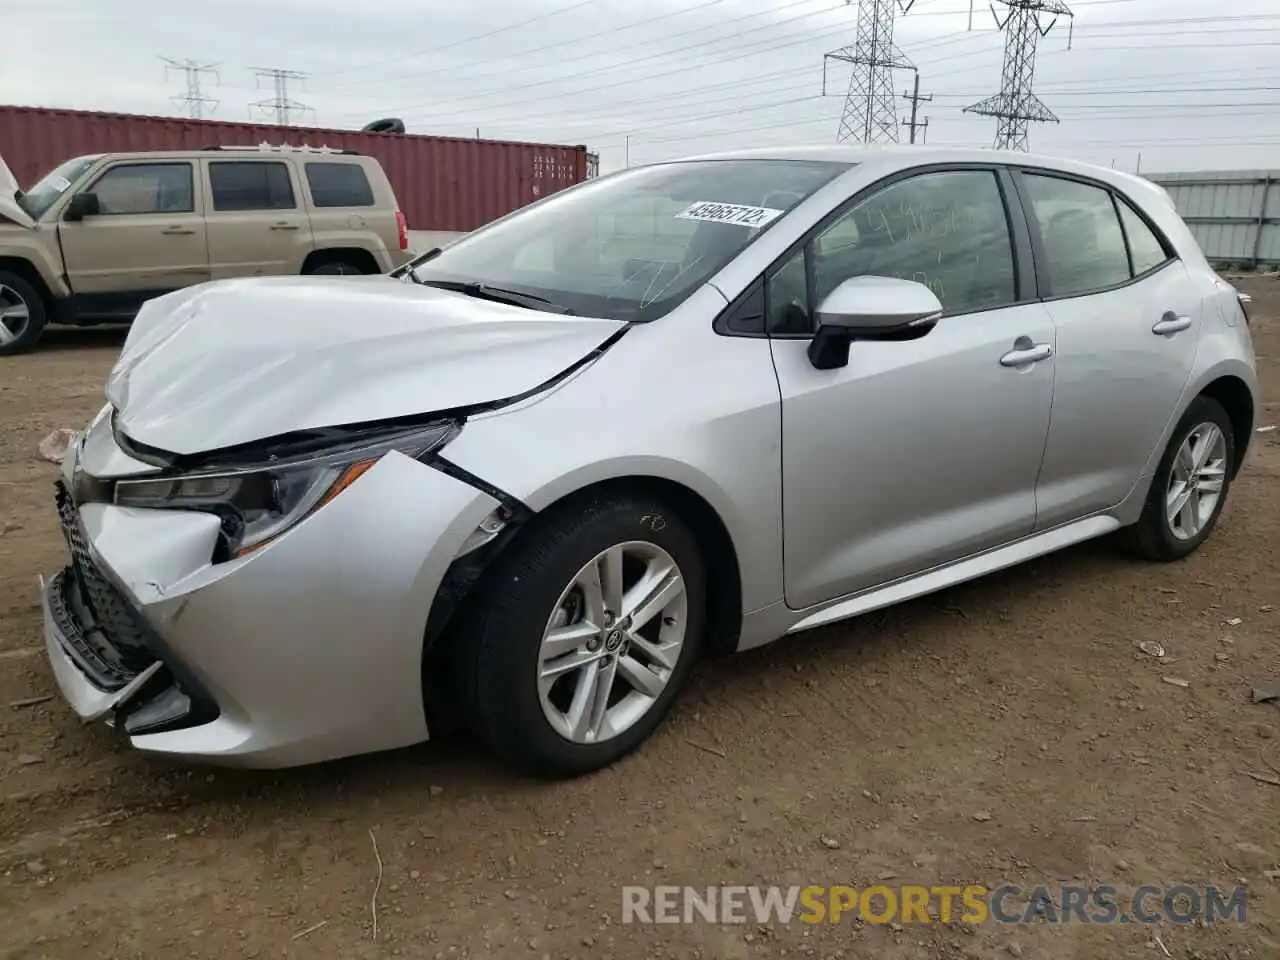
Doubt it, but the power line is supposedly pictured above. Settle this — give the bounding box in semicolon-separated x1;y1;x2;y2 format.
606;118;1280;160
965;0;1074;151
826;0;917;144
519;93;1280;158
323;0;615;80
328;0;853;121
601;101;1280;152
338;4;1258;131
385;48;1280;139
365;22;978;129
323;11;1280;135
330;0;1231;104
332;6;1280;117
249;67;314;127
441;44;971;137
434;66;1280;148
324;0;741;93
162;57;220;120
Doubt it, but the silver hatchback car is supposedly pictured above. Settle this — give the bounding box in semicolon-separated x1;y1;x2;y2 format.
42;146;1257;777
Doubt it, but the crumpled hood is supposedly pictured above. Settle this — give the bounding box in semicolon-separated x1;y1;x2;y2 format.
107;276;627;455
0;154;36;229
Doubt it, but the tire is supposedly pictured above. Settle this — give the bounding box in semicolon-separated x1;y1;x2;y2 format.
0;270;48;356
304;259;367;276
455;494;707;778
1121;396;1235;561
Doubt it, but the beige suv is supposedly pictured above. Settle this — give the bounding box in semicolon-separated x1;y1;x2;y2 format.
0;145;413;355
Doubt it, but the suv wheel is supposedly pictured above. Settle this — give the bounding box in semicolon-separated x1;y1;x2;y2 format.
1122;396;1235;561
306;260;367;276
456;494;706;778
0;271;47;356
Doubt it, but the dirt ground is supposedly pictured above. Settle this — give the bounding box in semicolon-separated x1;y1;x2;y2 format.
1;287;1278;960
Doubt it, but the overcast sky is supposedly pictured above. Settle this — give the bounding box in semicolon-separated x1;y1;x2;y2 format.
4;0;1279;176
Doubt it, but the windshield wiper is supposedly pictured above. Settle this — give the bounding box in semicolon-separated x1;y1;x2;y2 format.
416;279;574;315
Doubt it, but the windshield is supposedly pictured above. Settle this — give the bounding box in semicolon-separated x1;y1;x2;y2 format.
404;159;852;321
21;156;99;219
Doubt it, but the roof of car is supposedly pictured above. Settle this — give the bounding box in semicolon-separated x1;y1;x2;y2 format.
674;143;1170;205
85;147;367;161
679;143;1095;170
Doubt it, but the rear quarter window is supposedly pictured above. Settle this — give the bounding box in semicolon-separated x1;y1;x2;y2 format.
305;162;376;208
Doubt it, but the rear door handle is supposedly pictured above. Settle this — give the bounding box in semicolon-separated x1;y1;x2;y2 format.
162;226;195;235
999;340;1053;367
270;222;300;231
1152;312;1192;336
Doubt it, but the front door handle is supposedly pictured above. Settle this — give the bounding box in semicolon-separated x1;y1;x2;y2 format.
1152;311;1192;336
999;339;1053;367
162;226;195;235
270;222;300;231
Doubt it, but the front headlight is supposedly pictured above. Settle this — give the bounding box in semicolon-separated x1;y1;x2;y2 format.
113;422;459;558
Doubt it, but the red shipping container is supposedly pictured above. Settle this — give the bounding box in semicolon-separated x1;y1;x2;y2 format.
0;105;595;231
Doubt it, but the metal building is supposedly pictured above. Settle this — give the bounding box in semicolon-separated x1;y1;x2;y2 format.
1148;170;1279;270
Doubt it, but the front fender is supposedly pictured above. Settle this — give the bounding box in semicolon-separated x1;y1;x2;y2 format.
439;286;786;614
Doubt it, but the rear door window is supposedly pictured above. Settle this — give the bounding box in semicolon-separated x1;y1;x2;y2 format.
305;162;375;208
1022;173;1131;297
209;162;296;212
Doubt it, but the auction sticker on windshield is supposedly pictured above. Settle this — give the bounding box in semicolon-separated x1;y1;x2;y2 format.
675;201;784;228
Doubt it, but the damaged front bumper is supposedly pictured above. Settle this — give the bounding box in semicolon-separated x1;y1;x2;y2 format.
41;449;501;769
42;481;220;736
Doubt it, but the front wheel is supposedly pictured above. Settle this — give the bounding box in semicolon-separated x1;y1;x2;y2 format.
1121;396;1235;561
457;494;706;778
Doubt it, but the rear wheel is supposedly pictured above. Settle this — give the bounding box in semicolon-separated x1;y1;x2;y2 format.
0;271;47;356
456;494;706;778
1121;396;1235;561
304;257;370;276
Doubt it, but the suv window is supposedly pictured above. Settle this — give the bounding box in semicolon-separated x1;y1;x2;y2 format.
92;163;194;215
305;162;375;208
209;162;296;211
1116;199;1170;276
1023;173;1130;297
767;169;1017;334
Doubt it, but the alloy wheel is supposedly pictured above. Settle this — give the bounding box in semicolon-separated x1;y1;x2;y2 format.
1166;421;1228;540
0;283;30;347
537;541;687;744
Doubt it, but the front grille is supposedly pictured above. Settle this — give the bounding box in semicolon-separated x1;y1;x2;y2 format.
46;568;137;691
54;481;157;673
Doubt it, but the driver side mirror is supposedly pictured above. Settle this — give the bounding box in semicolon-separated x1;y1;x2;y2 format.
807;276;943;370
64;192;100;222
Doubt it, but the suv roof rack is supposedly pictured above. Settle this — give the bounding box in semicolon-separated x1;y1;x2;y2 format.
200;143;361;156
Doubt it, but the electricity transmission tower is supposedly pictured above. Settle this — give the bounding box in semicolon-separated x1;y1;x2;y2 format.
964;0;1074;152
249;67;314;126
162;57;220;119
824;0;917;144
